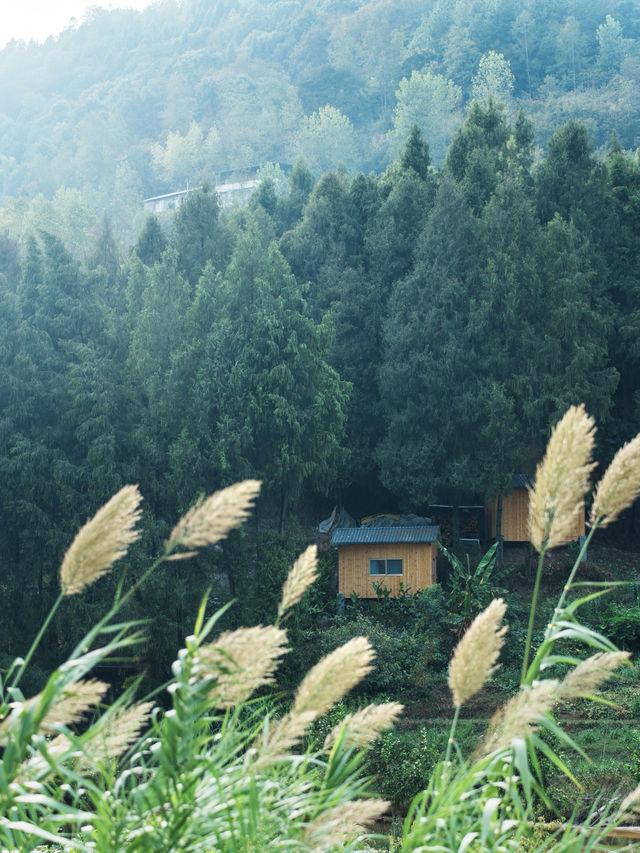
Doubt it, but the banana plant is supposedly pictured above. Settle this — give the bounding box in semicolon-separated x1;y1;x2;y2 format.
440;540;509;634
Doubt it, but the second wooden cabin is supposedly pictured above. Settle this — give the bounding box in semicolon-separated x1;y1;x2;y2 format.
331;525;440;598
486;474;585;544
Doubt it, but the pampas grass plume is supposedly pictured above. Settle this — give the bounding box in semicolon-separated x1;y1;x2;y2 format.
528;405;596;551
197;625;288;707
482;680;558;755
448;598;507;708
166;480;261;553
620;783;640;818
40;680;110;732
304;799;389;848
261;637;375;760
591;433;640;528
557;651;630;700
324;701;404;750
278;545;318;620
91;701;154;762
60;485;142;595
258;709;318;763
293;636;375;719
0;682;109;743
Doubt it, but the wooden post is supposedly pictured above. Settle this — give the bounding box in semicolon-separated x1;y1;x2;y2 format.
452;504;460;552
495;493;504;568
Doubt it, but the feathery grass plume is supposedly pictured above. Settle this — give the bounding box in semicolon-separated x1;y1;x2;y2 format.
528;405;596;551
258;709;318;763
590;433;640;527
260;637;375;761
166;479;261;553
89;701;154;763
304;799;389;849
557;651;630;700
39;680;110;732
324;701;404;750
195;625;288;707
294;636;375;719
448;599;507;708
60;485;142;595
278;544;318;620
481;680;558;755
619;783;640;818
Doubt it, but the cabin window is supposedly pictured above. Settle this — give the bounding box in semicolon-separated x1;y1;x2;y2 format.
369;558;403;575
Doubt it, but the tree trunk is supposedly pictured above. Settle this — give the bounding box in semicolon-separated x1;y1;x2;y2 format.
279;488;287;538
495;493;504;568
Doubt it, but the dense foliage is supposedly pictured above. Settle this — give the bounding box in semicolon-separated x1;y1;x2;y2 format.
0;0;639;251
2;104;640;683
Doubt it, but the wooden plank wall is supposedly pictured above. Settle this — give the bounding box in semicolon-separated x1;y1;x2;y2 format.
502;489;530;541
487;490;586;543
338;543;434;598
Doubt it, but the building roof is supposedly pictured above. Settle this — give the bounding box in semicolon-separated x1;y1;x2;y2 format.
512;474;534;489
330;525;440;546
144;187;202;204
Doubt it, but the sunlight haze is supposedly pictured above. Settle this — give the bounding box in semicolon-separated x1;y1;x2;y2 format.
1;1;155;47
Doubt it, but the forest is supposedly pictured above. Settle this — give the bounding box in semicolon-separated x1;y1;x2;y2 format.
1;98;640;688
0;0;639;252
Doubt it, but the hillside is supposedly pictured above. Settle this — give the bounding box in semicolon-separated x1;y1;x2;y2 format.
0;0;639;252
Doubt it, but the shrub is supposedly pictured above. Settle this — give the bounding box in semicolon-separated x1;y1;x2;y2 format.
365;726;447;813
318;614;446;695
600;602;640;651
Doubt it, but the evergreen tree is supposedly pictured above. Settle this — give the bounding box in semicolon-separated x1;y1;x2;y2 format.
376;176;485;506
87;216;120;283
279;171;355;317
445;99;511;213
533;216;618;429
535;120;613;240
605;149;640;444
171;186;231;284
212;215;350;530
275;158;315;233
127;248;193;516
0;232;21;291
135;214;168;267
367;126;436;288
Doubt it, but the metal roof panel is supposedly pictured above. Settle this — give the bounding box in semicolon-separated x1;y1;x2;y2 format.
330;525;440;546
512;474;534;489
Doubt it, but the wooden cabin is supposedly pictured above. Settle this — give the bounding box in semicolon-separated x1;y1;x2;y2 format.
486;475;585;544
331;525;440;598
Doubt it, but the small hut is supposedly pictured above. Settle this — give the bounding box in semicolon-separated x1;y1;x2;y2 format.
486;475;585;544
331;525;440;598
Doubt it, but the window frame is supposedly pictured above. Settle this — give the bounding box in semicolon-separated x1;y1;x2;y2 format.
368;557;403;576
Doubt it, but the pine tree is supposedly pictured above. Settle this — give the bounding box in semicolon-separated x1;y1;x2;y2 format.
212;216;349;530
135;214;168;266
171;185;231;284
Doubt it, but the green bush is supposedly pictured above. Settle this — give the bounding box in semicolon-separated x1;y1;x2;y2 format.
600;602;640;651
318;613;447;695
365;727;447;813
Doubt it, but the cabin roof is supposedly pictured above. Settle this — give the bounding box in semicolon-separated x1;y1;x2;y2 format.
144;187;203;204
512;474;534;489
330;525;440;546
